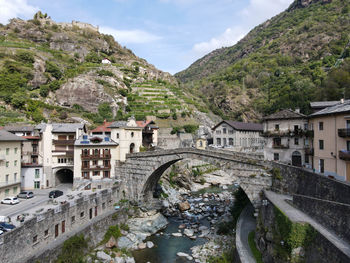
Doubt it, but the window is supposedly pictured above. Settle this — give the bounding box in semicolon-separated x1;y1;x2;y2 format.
83;161;89;168
223;138;227;146
131;132;134;138
274;153;279;161
62;220;65;234
14;160;17;166
229;138;234;146
5;174;9;183
14;173;17;182
33;235;37;243
319;140;324;150
35;169;40;178
347;141;350;151
44;229;49;237
104;171;109;178
94;149;99;156
216;138;221;145
71;216;75;224
229;130;234;134
104;160;109;167
319;122;323;131
102;202;106;209
347;120;350;129
83;172;89;179
13;186;17;194
116;133;119;139
223;128;227;134
93;171;99;176
80;211;84;218
294;125;299;131
34;181;40;189
6;161;9;168
305;155;309;164
14;148;18;154
5;189;9;196
275;124;279;131
294;138;299;145
273;138;281;146
216;130;221;135
319;159;324;173
93;160;98;166
6;148;9;155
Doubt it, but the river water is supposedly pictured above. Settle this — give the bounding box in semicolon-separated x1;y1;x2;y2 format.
132;186;236;263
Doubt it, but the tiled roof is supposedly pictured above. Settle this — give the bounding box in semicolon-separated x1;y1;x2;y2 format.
91;121;113;133
263;109;306;120
108;121;128;128
75;135;118;146
4;125;34;132
136;120;158;129
213;121;263;132
52;123;85;133
310;101;343;109
310;101;350;117
0;130;26;141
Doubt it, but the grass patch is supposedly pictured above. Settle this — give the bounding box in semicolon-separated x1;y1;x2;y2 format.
248;231;263;263
55;234;88;263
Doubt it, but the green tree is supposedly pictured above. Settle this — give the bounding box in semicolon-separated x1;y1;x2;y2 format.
98;102;113;121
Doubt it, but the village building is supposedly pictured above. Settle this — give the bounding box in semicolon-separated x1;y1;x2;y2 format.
36;123;87;188
108;117;143;161
309;100;350;181
90;121;112;137
73;135;119;190
136;120;159;148
310;100;342;113
262;109;310;167
0;130;24;199
4;126;43;190
212;120;264;152
101;58;111;64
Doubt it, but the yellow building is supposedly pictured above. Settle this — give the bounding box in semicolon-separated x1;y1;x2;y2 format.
0;130;24;200
196;137;207;150
309;100;350;181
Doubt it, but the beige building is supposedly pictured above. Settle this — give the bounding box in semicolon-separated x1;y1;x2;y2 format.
195;137;207;150
109;117;143;161
73;135;119;190
212;120;264;153
263;109;311;168
0;130;24;200
309;101;350;181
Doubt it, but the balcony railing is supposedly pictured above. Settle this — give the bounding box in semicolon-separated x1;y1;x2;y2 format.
53;140;75;145
339;150;350;161
82;165;111;171
338;129;350;138
272;144;289;149
81;154;111;159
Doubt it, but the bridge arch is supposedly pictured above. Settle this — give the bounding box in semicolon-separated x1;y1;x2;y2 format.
116;148;271;207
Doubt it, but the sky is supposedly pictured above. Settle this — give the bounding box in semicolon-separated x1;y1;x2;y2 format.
0;0;294;74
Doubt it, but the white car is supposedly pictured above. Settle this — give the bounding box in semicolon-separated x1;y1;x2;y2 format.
1;197;20;205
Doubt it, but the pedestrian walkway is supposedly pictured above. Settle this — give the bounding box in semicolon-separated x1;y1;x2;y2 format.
236;203;256;263
264;190;350;258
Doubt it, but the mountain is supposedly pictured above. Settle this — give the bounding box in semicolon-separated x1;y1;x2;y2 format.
0;12;213;128
175;0;350;121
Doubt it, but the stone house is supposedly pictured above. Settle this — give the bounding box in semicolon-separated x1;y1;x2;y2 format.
309;100;350;181
4;125;43;190
0;130;24;199
108;117;143;161
212;120;264;152
136;120;159;148
73;135;119;190
262;109;310;167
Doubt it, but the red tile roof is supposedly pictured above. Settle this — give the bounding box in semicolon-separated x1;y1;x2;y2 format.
136;120;152;128
91;121;113;133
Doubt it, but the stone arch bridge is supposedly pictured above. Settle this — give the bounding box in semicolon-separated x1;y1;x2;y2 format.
115;148;272;207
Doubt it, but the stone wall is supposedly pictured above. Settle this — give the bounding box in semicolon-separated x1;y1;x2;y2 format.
293;194;350;243
0;186;122;263
256;194;350;263
272;162;350;204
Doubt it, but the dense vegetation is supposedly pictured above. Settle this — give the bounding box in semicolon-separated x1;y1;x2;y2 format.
176;0;350;121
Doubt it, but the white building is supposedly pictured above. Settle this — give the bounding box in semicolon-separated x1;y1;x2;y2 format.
101;58;111;64
108;117;143;161
262;109;310;167
0;130;24;199
212;120;264;153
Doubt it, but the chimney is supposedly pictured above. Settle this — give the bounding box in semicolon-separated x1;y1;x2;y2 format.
341;98;345;104
295;108;300;113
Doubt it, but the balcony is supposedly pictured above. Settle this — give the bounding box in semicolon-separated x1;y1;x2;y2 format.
338;129;350;138
81;154;111;159
22;162;42;167
339;150;350;161
53;139;75;145
272;144;289;149
82;165;111;171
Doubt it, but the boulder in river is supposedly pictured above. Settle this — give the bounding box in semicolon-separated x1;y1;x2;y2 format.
178;201;190;211
184;228;194;237
172;232;183;237
105;236;118;248
138;242;147;249
146;241;154;248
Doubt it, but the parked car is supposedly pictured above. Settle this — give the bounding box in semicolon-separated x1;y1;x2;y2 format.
49;190;63;198
0;230;3;235
0;226;8;233
1;197;19;205
17;191;34;199
0;222;16;231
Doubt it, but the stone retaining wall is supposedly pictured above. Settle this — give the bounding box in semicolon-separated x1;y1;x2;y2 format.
293;194;350;244
0;186;122;263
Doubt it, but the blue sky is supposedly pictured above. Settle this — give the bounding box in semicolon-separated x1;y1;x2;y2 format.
0;0;294;74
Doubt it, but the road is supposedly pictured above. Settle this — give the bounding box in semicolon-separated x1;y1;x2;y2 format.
0;184;72;219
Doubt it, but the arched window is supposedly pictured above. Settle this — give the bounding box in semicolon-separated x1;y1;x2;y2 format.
131;132;134;138
130;143;135;153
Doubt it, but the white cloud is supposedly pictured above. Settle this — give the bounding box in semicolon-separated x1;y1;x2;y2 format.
0;0;38;24
99;26;161;44
193;26;247;56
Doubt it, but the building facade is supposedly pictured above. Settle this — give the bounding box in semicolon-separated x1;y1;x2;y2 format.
0;130;24;199
109;117;143;161
212;121;264;152
136;120;159;148
309;101;350;181
73;135;118;190
263;109;310;167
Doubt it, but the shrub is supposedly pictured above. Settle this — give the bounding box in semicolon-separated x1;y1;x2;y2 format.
56;234;88;263
172;112;177;120
103;225;122;243
16;51;35;64
45;61;62;79
97;69;114;77
183;124;199;134
119;89;128;97
170;126;181;134
39;85;49;97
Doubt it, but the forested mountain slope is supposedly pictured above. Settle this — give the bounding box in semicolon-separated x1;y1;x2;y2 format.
176;0;350;121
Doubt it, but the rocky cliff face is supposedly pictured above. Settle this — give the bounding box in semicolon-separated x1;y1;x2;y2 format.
288;0;332;11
